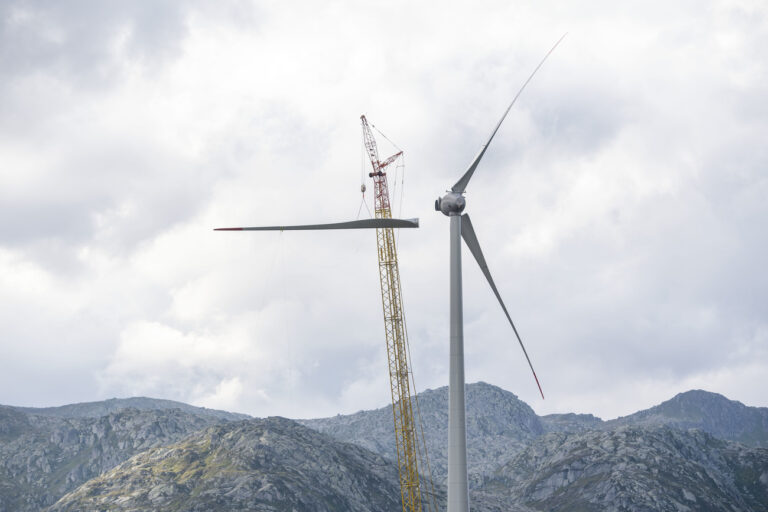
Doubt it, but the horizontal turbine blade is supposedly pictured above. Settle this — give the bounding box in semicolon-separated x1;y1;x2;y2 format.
215;217;419;231
461;214;544;399
451;33;568;194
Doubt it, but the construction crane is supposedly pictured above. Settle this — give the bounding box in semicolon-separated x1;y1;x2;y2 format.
360;115;437;512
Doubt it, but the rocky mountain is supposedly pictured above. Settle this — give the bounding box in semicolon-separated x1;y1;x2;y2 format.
300;382;768;511
2;385;768;511
539;390;768;449
48;417;406;512
540;412;604;434
608;390;768;448
0;401;241;511
48;417;530;512
16;397;249;422
300;382;544;485
483;426;768;511
303;385;768;479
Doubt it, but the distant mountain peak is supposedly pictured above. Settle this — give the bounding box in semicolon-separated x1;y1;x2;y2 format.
15;396;249;421
671;388;737;403
610;389;768;447
2;385;767;511
489;424;768;511
628;388;754;418
48;417;406;512
300;381;543;485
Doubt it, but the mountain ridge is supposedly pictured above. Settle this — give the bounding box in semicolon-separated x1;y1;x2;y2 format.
2;384;767;511
301;382;768;487
47;417;405;512
0;404;243;511
13;396;249;422
299;381;544;485
486;425;768;511
607;389;768;447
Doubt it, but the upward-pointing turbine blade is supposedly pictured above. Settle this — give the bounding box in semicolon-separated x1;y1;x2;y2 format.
215;218;419;231
451;33;568;194
460;214;544;399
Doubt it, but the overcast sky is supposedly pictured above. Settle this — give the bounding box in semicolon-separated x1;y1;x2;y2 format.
1;0;766;421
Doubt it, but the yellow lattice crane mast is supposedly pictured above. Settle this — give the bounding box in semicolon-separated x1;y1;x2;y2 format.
360;115;436;512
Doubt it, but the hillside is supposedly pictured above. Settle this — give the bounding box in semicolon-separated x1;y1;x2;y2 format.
539;412;604;433
302;384;768;481
485;426;768;511
48;417;404;511
0;403;239;511
2;385;768;511
48;417;526;512
301;382;543;486
15;397;249;422
609;389;768;447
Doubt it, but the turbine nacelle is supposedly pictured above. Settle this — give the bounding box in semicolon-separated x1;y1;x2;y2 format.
435;192;466;216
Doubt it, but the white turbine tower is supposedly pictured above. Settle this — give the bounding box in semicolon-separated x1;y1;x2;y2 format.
435;34;566;512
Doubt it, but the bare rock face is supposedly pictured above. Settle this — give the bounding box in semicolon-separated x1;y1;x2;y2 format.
0;403;239;511
45;417;524;512
299;384;768;510
485;426;768;512
0;406;29;442
16;397;249;422
300;381;544;485
540;412;604;434
48;417;405;512
608;390;768;447
2;385;768;511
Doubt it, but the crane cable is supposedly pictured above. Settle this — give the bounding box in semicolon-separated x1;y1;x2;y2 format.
372;123;406;242
372;123;401;151
358;129;373;219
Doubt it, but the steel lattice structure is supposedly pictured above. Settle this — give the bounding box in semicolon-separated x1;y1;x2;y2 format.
361;115;435;512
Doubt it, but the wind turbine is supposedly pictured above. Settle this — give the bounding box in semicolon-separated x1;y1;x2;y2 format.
216;34;564;512
435;35;565;512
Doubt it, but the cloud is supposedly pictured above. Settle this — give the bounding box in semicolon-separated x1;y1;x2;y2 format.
0;0;766;421
0;1;191;86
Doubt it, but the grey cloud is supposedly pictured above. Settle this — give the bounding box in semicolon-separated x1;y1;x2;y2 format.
0;0;191;87
0;140;210;262
1;0;767;420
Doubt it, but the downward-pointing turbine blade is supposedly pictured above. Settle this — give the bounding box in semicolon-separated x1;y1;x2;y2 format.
460;214;544;399
214;218;419;231
451;33;568;194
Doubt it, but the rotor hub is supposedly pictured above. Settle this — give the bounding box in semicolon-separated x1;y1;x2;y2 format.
435;192;466;216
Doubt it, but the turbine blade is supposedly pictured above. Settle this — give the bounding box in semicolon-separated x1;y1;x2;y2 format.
451;33;568;194
214;217;419;231
460;214;544;399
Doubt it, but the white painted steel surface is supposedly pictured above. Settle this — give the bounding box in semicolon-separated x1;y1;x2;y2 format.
448;213;469;512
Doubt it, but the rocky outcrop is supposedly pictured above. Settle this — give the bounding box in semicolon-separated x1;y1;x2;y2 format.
485;426;768;511
300;382;544;485
299;384;768;510
48;417;529;512
48;417;404;512
3;385;768;511
0;406;234;511
540;412;604;433
17;397;248;422
609;390;768;448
